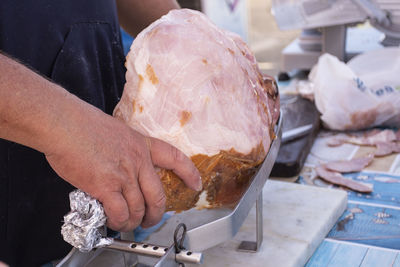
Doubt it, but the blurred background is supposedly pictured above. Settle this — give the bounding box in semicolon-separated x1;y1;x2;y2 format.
181;0;300;76
123;0;399;77
246;0;299;76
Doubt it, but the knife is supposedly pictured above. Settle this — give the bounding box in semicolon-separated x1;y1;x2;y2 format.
281;124;314;144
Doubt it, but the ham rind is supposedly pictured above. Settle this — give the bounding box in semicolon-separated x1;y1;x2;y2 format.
113;9;278;211
323;154;373;173
315;166;373;193
374;142;400;157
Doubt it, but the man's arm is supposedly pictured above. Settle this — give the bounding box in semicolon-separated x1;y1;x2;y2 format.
116;0;180;36
0;53;201;230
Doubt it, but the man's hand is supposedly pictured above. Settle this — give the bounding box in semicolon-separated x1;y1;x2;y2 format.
0;53;201;231
46;114;201;231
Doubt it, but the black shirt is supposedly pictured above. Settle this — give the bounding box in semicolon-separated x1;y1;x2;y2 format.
0;1;125;265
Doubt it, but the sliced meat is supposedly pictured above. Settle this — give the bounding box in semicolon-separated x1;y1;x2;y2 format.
374;142;400;157
315;166;373;193
329;129;397;147
365;129;382;137
323;154;373;173
326;136;347;147
346;129;396;146
374;142;393;157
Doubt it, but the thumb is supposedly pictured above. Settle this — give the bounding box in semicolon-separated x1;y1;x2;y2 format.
146;137;202;191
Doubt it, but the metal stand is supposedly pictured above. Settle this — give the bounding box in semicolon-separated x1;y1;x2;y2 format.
322;25;347;61
57;224;202;267
237;192;263;252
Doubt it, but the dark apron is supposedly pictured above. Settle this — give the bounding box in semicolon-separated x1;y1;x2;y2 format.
0;1;126;266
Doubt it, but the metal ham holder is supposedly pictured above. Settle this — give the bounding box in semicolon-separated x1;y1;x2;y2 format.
57;115;282;267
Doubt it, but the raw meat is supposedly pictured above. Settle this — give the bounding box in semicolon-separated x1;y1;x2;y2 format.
374;142;400;157
326;136;347;147
315;166;373;193
323;154;373;173
327;129;397;147
346;129;396;146
114;9;279;211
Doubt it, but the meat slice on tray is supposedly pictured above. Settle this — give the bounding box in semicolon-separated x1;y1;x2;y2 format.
114;9;279;211
327;129;397;147
374;142;400;157
315;166;373;193
347;129;397;146
323;154;373;173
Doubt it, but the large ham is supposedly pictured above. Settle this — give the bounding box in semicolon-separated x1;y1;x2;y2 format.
114;9;279;211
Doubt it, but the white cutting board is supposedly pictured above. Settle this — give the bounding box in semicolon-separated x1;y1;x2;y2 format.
193;180;347;267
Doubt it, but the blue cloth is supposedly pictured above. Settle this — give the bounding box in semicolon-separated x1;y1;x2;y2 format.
121;28;135;56
134;213;172;242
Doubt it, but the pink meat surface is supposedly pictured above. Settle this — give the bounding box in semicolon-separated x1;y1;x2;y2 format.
347;129;396;146
328;129;397;147
326;136;348;147
323;154;373;173
114;9;277;157
113;9;279;210
374;142;400;157
315;166;373;193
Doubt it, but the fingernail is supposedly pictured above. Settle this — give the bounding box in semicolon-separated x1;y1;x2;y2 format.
195;176;203;191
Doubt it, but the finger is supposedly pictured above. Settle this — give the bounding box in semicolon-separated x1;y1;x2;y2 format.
99;191;131;231
100;187;145;232
122;180;146;231
137;161;167;228
147;137;202;191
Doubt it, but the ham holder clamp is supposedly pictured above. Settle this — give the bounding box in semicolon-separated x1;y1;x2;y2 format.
57;115;282;267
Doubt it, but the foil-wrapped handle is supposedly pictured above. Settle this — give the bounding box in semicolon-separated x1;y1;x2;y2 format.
61;190;113;252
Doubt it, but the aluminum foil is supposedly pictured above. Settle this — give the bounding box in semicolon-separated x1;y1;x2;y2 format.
61;190;113;252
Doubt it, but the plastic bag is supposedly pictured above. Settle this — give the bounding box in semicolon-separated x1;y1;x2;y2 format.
310;48;400;130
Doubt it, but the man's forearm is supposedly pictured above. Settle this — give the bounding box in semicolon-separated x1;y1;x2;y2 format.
0;52;202;232
116;0;180;36
0;53;102;155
